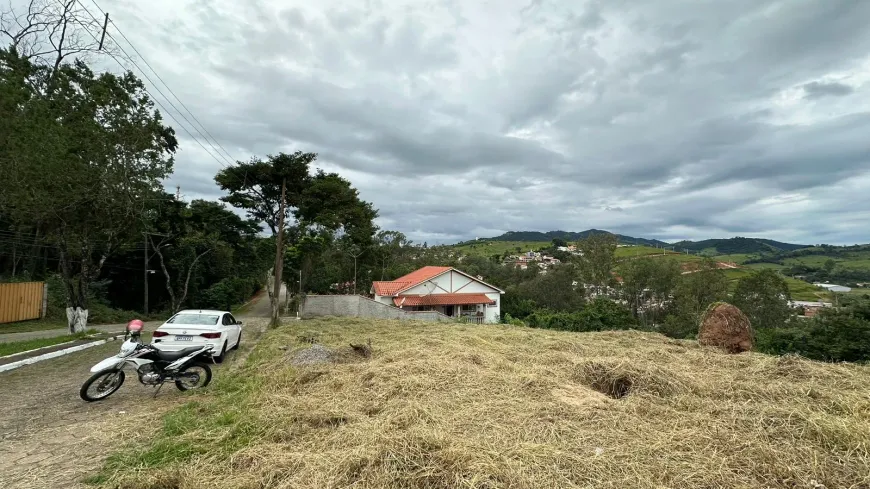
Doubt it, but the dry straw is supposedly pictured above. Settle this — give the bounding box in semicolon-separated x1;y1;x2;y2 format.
102;318;870;489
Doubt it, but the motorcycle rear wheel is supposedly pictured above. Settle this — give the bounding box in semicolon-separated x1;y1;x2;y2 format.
80;369;126;402
175;362;212;391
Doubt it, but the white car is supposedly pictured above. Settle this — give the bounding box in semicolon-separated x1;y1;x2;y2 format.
151;310;242;364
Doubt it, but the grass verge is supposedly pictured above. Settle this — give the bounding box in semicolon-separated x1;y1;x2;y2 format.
0;329;101;357
0;319;72;334
89;318;870;489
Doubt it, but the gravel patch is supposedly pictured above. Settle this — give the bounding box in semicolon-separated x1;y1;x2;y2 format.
291;344;334;365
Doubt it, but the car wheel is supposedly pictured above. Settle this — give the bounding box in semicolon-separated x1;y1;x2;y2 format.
213;342;226;364
231;331;241;350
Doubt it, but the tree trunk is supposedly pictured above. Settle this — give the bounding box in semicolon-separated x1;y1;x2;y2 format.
152;239;178;312
27;224;42;276
270;178;287;328
66;306;88;333
177;250;210;312
58;243;88;333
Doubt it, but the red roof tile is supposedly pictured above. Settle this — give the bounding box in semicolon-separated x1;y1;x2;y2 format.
393;293;496;307
372;266;452;296
392;266;452;285
372;281;411;296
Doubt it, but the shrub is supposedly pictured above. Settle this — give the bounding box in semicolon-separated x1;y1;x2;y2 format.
525;299;636;332
200;277;260;311
501;313;526;326
756;308;870;363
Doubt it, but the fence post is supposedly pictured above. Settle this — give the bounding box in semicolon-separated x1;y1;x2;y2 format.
42;282;48;318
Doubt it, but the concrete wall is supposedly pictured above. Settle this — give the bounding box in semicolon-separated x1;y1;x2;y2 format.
301;295;450;322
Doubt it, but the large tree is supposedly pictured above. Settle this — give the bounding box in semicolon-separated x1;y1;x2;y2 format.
0;49;177;332
732;269;791;330
660;259;730;339
621;257;681;325
215;152;377;325
576;233;618;293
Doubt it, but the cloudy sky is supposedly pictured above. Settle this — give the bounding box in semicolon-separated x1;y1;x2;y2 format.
80;0;870;244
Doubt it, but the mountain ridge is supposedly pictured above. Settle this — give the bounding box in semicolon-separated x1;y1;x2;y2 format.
462;230;810;254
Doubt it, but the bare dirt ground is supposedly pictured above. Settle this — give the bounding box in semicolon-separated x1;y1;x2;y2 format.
0;289;280;489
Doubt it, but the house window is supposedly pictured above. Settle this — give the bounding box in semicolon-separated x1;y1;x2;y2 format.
461;304;476;313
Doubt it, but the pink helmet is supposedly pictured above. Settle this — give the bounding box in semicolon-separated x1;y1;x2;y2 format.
127;319;144;332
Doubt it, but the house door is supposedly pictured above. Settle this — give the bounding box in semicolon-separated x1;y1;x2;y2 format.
444;305;455;317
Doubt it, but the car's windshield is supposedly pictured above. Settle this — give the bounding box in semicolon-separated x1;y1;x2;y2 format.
167;314;219;325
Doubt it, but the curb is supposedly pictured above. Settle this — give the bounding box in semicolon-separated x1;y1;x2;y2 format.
0;333;126;374
0;340;79;359
0;331;124;361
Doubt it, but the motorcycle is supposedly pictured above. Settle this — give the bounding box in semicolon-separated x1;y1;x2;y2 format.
79;320;215;402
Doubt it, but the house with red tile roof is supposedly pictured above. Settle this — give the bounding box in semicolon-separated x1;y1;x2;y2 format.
371;266;505;323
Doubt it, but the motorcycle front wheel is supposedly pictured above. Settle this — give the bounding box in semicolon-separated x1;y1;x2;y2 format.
175;362;212;391
80;369;126;402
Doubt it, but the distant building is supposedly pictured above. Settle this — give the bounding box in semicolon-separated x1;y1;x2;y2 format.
813;283;852;293
371;266;504;323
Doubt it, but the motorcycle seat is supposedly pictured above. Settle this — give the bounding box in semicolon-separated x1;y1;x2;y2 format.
155;346;205;362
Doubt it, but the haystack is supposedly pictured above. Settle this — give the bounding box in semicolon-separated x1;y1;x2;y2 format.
698;302;753;353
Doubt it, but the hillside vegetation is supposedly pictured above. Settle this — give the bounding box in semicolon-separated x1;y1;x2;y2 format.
452;240;552;257
473;230;668;247
94;318;870;489
672;236;808;255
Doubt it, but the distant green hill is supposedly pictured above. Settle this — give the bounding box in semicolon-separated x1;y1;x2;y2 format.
467;230;669;247
671;237;809;255
460;231;811;256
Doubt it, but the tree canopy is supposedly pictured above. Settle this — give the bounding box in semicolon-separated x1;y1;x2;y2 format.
0;47;177;331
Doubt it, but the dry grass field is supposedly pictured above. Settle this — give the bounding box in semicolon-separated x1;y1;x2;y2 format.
92;318;870;489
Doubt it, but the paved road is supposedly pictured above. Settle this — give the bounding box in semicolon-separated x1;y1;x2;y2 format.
0;288;280;488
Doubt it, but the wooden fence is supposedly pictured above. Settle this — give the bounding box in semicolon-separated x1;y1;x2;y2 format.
0;282;46;324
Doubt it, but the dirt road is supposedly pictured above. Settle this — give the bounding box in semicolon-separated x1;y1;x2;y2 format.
0;290;278;488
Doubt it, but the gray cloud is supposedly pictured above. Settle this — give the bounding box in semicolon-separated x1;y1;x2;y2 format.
802;81;855;99
90;0;870;245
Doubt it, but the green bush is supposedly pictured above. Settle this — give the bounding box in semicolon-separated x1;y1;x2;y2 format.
200;277;260;311
524;299;636;332
659;313;698;340
756;308;870;363
501;313;526;326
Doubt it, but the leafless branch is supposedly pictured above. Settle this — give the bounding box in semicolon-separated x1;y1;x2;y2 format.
1;0;125;71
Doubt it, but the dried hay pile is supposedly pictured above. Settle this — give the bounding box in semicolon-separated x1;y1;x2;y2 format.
97;318;870;489
698;301;754;353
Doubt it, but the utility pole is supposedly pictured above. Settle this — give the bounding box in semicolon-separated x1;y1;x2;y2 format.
143;231;169;315
98;13;109;51
143;232;148;315
347;246;366;295
270;178;287;328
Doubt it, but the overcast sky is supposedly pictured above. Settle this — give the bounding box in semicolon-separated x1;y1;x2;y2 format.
89;0;870;244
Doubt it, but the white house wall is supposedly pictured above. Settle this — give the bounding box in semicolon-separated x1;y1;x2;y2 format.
485;292;500;322
401;271;501;295
373;294;393;306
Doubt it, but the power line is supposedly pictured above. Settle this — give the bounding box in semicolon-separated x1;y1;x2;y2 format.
3;251;150;272
72;1;232;170
0;233;146;251
86;0;238;166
